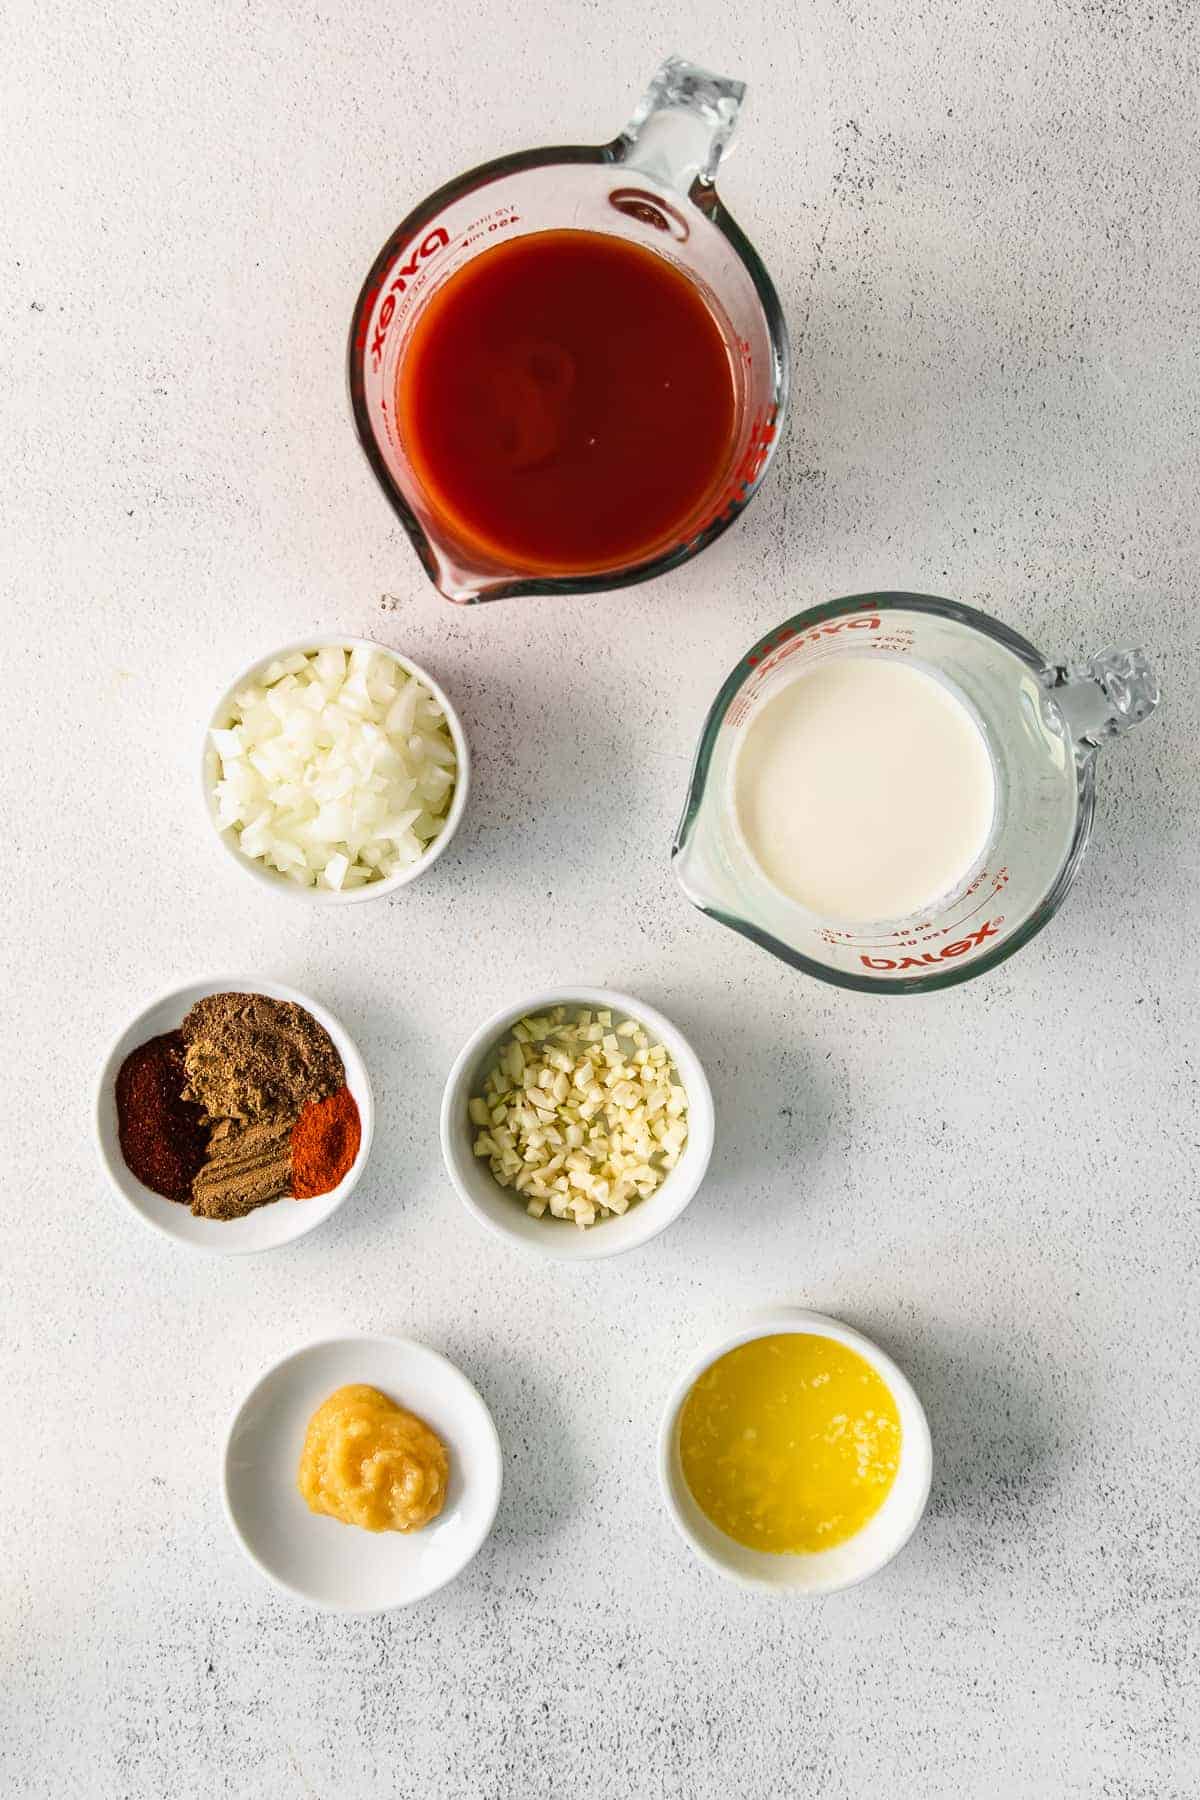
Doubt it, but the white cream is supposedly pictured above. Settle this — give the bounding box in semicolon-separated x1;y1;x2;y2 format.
732;655;996;923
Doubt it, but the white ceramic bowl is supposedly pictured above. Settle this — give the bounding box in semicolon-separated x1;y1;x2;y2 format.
202;635;470;904
94;976;374;1254
440;986;714;1262
222;1333;503;1612
659;1309;933;1594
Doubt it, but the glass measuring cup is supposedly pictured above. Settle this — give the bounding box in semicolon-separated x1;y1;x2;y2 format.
673;594;1160;993
348;57;788;603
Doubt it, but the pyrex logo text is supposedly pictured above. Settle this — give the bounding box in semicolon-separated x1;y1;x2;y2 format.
369;229;450;367
860;919;1002;972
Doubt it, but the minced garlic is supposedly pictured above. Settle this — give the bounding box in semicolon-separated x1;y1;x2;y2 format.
469;1007;688;1228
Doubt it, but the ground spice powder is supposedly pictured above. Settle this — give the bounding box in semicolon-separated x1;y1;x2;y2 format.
191;1114;294;1220
291;1087;361;1197
115;1031;208;1201
181;992;343;1121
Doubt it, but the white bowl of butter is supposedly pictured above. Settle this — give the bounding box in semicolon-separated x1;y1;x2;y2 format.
659;1310;932;1594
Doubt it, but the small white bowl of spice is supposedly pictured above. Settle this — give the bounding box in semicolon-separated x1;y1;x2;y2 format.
94;977;374;1254
440;987;714;1261
202;636;469;902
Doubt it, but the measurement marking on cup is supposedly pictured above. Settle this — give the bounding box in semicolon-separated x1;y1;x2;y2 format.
819;871;1011;951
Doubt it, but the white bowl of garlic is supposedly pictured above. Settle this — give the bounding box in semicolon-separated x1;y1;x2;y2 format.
202;636;469;902
440;988;714;1261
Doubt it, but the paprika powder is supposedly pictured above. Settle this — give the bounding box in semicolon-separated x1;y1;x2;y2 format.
291;1086;361;1197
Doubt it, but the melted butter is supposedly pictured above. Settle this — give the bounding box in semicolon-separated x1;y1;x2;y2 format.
678;1333;901;1554
298;1383;449;1534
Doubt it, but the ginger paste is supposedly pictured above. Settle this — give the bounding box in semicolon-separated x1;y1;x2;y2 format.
298;1384;449;1533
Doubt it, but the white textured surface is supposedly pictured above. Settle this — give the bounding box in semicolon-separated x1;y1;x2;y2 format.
3;2;1198;1795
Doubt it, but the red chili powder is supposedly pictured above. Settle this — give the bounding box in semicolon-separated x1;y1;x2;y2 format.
115;1030;208;1201
291;1086;361;1198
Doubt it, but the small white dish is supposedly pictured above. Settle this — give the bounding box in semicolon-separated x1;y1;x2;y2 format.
94;976;374;1255
440;986;714;1262
222;1334;503;1612
659;1309;933;1594
202;635;470;904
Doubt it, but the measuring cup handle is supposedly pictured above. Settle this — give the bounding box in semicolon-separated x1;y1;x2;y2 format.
1042;646;1161;748
617;56;746;197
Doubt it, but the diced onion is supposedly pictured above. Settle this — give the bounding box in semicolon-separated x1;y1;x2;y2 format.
209;647;457;889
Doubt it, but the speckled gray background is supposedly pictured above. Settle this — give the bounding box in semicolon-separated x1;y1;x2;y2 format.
3;1;1198;1795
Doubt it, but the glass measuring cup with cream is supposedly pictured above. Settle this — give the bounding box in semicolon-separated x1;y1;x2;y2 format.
674;593;1159;992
